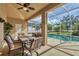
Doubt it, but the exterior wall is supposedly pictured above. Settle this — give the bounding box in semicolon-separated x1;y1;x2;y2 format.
0;23;4;49
0;4;7;54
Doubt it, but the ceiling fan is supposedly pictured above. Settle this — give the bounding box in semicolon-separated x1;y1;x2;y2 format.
17;3;35;12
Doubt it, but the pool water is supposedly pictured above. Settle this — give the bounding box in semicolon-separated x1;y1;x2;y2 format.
48;34;79;42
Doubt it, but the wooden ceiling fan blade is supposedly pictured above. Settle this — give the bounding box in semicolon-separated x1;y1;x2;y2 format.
17;3;23;6
28;7;35;10
26;10;29;12
18;7;23;9
24;3;30;7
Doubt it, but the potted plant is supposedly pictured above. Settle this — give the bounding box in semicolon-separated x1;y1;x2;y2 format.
0;17;13;37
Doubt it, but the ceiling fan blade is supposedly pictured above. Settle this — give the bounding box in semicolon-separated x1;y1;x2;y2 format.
26;10;29;12
28;7;35;10
24;3;30;7
17;3;23;6
18;7;23;9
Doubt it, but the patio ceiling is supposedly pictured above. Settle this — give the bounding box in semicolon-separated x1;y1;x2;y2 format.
0;3;62;21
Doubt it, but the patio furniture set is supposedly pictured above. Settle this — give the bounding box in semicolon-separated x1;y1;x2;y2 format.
4;33;43;56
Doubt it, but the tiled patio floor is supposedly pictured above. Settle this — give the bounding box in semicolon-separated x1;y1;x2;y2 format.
37;38;79;56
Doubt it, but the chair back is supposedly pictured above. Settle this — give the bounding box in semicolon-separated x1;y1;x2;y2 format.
8;34;17;43
30;37;43;50
4;35;14;50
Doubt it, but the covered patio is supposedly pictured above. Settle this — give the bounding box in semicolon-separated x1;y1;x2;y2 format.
0;3;79;56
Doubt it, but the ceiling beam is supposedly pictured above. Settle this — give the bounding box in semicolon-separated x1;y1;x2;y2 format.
26;3;63;21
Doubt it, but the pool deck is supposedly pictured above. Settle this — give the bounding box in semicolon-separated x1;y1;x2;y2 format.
37;38;79;56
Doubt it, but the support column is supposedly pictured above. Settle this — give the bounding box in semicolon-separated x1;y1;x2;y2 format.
42;12;48;45
22;21;28;35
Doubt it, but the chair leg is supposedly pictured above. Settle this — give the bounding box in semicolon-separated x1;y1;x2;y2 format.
30;51;39;56
8;50;10;56
22;48;24;56
35;51;39;56
25;50;32;56
22;44;25;56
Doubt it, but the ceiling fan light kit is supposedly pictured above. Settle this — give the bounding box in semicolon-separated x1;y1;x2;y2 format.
23;7;28;10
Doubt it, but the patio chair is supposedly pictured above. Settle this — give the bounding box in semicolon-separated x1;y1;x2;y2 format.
4;35;23;56
24;37;43;56
32;33;42;37
8;33;21;43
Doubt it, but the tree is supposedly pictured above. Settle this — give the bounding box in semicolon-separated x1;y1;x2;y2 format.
60;15;70;31
47;23;52;31
53;24;60;32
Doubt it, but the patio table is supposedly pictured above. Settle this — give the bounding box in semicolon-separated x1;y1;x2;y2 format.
19;36;33;55
19;36;43;55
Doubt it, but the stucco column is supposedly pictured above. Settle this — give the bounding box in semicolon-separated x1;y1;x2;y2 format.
42;12;48;45
22;21;28;35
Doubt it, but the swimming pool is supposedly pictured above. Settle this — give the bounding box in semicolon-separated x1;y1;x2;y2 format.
48;34;79;42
